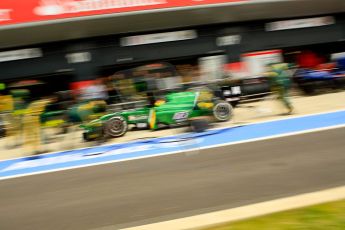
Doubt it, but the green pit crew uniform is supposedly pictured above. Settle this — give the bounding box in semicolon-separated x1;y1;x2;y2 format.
264;63;293;114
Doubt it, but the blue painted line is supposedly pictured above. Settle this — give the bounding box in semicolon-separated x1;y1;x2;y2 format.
0;110;345;179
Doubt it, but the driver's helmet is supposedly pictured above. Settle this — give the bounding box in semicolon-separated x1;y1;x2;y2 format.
197;88;214;102
197;89;215;110
154;99;166;107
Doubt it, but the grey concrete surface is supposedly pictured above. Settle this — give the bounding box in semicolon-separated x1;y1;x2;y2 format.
0;127;344;230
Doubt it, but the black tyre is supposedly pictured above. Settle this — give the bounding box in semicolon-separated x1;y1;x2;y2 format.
190;118;210;133
0;127;6;138
300;83;315;95
83;132;93;142
104;116;128;138
213;101;233;122
230;100;240;108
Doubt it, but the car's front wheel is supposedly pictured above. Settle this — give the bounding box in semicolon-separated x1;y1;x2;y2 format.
213;101;233;122
189;118;210;133
104;116;128;138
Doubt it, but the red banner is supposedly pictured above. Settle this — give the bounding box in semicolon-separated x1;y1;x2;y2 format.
0;0;246;27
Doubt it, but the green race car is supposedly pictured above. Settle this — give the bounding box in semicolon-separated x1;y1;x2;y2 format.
81;89;233;141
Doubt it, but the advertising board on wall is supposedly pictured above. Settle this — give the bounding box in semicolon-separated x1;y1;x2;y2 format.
0;0;246;27
266;16;335;32
0;48;42;62
120;30;197;46
0;9;11;22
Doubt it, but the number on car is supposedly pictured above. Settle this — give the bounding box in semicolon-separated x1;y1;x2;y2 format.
173;112;189;121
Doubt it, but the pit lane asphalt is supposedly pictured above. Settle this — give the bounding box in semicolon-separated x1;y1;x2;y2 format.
0;127;344;230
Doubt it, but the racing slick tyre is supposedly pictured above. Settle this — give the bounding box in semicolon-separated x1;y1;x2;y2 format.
83;132;92;142
213;100;233;122
230;100;240;108
83;125;104;142
189;118;210;133
299;83;315;95
104;116;128;138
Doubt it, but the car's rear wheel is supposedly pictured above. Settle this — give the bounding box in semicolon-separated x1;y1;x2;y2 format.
213;101;233;122
299;82;315;95
230;100;240;108
190;118;210;133
83;132;94;142
104;116;128;138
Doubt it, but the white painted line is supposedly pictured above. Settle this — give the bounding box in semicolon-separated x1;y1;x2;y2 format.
119;186;345;230
2;108;345;163
1;123;344;181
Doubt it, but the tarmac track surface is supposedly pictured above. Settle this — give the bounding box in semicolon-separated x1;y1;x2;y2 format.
0;127;344;230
